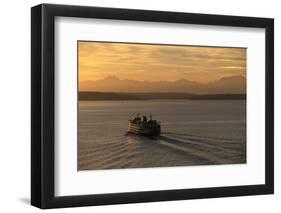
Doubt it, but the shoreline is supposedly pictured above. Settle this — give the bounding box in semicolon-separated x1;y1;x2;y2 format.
78;92;246;101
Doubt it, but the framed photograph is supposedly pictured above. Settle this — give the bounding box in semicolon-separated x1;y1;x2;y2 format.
31;4;274;209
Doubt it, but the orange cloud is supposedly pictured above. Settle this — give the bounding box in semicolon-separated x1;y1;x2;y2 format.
78;41;246;83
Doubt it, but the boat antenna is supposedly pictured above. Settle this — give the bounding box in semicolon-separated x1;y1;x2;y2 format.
150;113;152;120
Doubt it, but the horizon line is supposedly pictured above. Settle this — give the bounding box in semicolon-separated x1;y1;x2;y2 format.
79;91;246;94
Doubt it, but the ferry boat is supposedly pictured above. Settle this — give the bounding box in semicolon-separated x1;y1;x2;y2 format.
128;113;161;136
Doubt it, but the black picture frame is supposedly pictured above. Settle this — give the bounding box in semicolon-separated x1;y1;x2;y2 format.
31;3;274;209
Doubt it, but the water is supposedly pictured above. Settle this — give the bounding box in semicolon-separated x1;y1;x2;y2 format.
78;100;246;170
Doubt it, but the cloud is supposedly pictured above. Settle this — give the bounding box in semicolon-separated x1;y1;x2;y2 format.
78;41;246;83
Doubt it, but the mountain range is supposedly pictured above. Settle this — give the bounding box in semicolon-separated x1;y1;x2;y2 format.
80;75;246;94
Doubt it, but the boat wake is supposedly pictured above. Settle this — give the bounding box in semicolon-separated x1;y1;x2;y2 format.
155;132;246;164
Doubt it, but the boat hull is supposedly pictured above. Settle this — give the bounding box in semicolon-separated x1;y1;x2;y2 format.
128;123;161;136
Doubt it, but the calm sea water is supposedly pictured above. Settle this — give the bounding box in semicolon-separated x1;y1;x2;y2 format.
78;100;246;170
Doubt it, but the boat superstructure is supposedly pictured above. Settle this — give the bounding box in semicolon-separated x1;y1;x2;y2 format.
128;113;161;136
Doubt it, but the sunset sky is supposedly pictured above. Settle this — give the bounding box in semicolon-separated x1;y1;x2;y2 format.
78;41;246;83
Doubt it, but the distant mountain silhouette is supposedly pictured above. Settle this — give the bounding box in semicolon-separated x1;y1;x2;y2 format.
80;75;246;94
